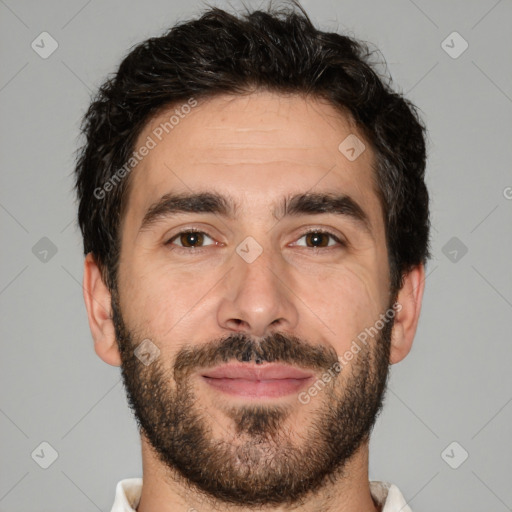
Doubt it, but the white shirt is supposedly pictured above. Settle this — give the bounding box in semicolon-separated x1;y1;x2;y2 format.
110;478;413;511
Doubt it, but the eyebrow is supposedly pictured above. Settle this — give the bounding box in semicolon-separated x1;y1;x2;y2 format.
138;191;372;235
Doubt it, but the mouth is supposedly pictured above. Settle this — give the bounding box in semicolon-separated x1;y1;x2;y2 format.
200;363;315;399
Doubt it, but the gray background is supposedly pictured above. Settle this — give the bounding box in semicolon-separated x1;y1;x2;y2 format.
1;0;511;510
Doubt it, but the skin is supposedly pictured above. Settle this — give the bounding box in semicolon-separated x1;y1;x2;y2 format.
83;90;425;512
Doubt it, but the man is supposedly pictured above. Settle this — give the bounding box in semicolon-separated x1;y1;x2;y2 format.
74;2;430;511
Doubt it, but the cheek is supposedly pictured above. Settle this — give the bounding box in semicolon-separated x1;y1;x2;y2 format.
294;261;386;349
120;255;219;338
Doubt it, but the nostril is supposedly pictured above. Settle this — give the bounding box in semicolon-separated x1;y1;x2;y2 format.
230;319;249;331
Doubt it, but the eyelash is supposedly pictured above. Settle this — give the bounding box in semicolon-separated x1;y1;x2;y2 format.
165;228;346;251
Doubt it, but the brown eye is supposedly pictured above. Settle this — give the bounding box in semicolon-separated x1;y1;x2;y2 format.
305;232;330;247
295;230;344;249
167;231;214;248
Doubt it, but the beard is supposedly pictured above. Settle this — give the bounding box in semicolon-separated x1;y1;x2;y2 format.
110;288;392;508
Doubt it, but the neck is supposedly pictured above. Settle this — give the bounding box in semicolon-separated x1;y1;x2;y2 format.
136;435;379;512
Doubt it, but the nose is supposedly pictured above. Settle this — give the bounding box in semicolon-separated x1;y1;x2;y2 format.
216;242;299;338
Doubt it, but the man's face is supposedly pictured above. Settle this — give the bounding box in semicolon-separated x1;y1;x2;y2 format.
113;91;393;505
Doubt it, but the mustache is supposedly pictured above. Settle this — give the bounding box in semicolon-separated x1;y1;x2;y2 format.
173;331;339;380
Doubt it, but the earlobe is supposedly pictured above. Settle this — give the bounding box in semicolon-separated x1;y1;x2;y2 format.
82;253;122;367
389;264;426;365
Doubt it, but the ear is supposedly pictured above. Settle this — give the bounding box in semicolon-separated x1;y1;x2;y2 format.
82;253;122;367
389;264;426;365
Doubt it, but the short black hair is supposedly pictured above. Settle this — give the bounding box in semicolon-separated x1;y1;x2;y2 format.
74;1;430;296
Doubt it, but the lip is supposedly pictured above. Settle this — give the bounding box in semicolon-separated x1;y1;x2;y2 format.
201;363;314;380
200;363;314;398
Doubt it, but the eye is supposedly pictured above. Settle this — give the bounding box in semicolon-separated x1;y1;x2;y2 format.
166;230;216;249
294;229;345;249
164;228;345;251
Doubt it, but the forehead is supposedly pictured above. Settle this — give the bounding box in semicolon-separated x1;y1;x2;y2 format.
122;91;381;235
